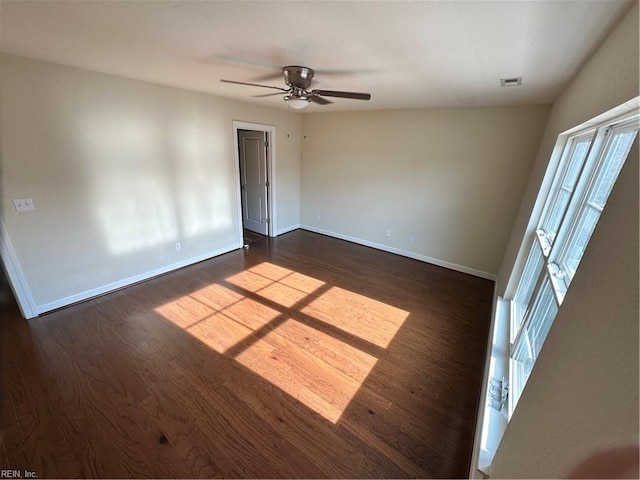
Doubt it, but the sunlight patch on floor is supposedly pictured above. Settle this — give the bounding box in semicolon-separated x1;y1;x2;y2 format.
187;312;253;353
236;319;378;423
155;294;215;329
227;263;327;308
225;270;274;293
257;282;310;308
190;283;246;311
302;286;409;348
247;262;294;281
154;261;407;423
279;271;326;294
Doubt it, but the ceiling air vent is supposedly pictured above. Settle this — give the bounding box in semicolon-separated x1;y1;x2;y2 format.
500;77;522;87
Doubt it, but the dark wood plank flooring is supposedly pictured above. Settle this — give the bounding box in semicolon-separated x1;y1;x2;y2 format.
0;229;493;478
243;229;266;245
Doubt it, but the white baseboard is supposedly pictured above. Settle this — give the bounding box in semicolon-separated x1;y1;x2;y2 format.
300;225;496;280
35;243;242;315
274;224;300;236
27;225;495;316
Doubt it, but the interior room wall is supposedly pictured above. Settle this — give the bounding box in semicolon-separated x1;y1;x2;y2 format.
300;106;550;278
0;53;302;315
490;2;639;477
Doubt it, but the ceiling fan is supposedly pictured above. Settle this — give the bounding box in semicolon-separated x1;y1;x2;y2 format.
221;65;371;109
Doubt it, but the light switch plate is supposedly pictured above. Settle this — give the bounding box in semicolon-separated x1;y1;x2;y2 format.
13;198;35;212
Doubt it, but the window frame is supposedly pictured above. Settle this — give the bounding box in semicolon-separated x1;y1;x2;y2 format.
537;130;597;248
507;110;639;416
552;119;639;287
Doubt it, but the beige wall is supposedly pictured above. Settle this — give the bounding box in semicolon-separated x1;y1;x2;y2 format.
491;2;639;477
300;106;550;277
1;53;302;312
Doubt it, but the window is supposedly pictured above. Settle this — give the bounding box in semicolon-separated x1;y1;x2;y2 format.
508;113;638;412
539;133;594;245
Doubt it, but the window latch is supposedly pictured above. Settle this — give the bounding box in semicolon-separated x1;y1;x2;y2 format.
488;377;509;411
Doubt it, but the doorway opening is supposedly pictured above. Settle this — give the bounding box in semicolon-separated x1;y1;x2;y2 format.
232;121;276;247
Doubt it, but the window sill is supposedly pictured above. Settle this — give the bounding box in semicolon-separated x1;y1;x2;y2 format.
476;297;510;475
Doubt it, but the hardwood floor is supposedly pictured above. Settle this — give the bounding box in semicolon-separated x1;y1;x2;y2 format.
0;230;493;478
243;229;266;245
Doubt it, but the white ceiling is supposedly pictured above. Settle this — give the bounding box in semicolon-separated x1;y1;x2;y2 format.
0;0;634;112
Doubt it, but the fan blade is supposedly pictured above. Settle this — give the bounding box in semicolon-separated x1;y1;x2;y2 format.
312;89;371;100
310;95;332;105
253;91;286;98
252;71;285;82
220;79;289;92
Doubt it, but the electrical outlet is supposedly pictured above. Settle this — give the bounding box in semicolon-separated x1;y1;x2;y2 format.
408;234;415;244
385;229;391;237
175;242;181;251
316;214;321;221
12;198;35;212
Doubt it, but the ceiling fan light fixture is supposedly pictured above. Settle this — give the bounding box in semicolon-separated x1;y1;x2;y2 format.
285;96;311;109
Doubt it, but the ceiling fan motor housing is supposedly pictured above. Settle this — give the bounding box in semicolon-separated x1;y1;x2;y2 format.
283;66;314;90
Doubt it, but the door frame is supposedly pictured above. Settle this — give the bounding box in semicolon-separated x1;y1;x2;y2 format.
232;121;276;241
